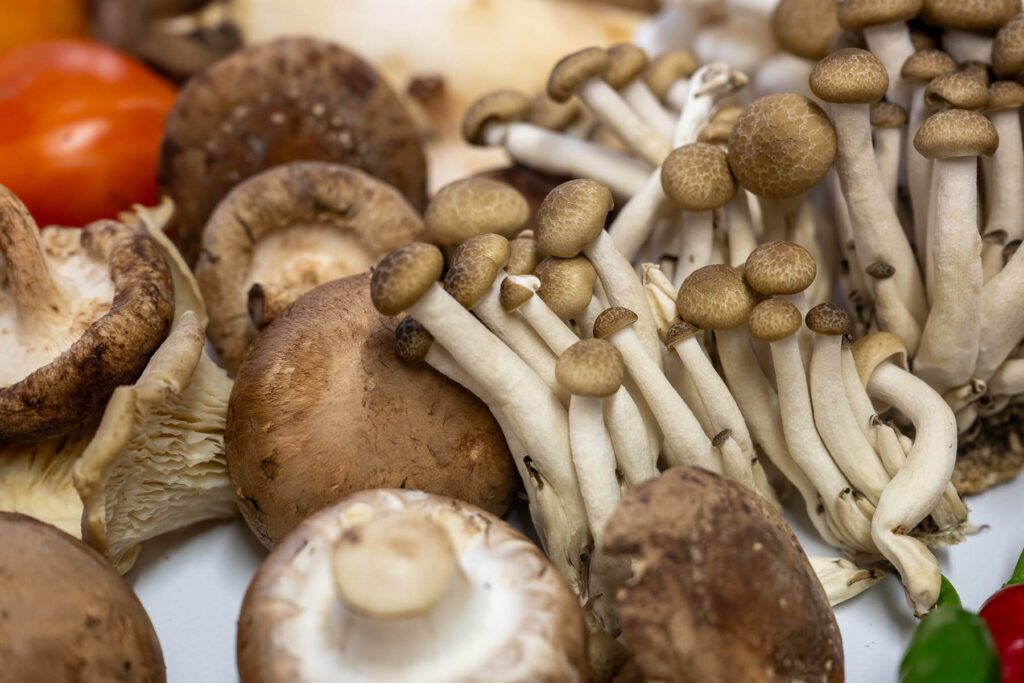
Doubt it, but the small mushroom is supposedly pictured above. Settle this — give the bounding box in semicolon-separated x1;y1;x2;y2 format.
836;0;922;107
925;0;1021;64
425;177;530;246
992;12;1024;79
980;81;1024;280
643;49;700;112
605;43;676;140
771;0;840;62
871;101;909;206
237;489;587;683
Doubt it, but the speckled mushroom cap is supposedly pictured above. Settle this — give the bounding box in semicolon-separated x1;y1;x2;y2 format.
426;178;530;246
0;513;166;683
727;94;837;199
463;90;531;144
528;95;582;131
989;80;1024;111
748;298;804;342
663;320;704;348
921;0;1021;31
535;256;598;318
925;71;990;109
914;109;1000;159
236;489;587;683
643;50;699;99
556;339;625;397
805;303;851;335
548;47;611;102
444;256;500;309
371;242;445;316
661;144;737;212
195;162;425;374
499;276;536;312
851;331;909;384
772;0;841;60
837;0;923;30
593;306;639;339
507;232;543;275
535;179;614;258
744;241;817;295
901;49;958;81
394;316;434;363
872;101;909;127
810;48;890;104
993;14;1024;79
605;44;649;89
158;37;426;265
676;265;757;331
451;233;512;270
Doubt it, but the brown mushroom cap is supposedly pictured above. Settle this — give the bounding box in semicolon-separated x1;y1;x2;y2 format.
993;14;1024;79
528;94;583;131
425;178;530;246
901;48;958;81
806;302;851;335
925;71;990;109
535;179;614;258
921;0;1021;31
158;37;426;265
872;101;909;127
443;256;499;309
988;80;1024;111
744;241;818;295
643;50;699;99
677;264;758;331
851;330;910;384
499;277;535;312
195;162;424;373
605;44;649;89
462;90;531;144
0;512;165;682
698;105;744;146
837;0;923;31
371;243;445;316
548;47;612;102
474;165;568;234
661;144;737;212
227;274;518;547
394;316;434;363
556;338;625;397
535;256;599;318
593;306;639;339
913;109;999;159
727;94;838;199
810;48;890;104
748;298;804;342
507;231;544;275
866;260;898;279
604;468;843;683
663;319;703;348
772;0;841;60
450;233;512;269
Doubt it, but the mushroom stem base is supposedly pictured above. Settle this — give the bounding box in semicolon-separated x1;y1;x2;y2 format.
953;404;1024;495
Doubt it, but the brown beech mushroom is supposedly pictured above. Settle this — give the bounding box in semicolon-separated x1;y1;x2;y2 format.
159;37;427;264
0;512;165;682
194;162;423;373
0;187;174;443
424;177;530;246
605;467;843;683
226;273;517;548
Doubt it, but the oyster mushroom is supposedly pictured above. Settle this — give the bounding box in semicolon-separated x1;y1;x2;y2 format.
237;489;587;683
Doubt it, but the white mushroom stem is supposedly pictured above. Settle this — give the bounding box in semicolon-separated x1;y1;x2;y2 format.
672;211;714;287
862;22;916;108
841;344;880;449
608;170;673;262
982;108;1024;280
989;358;1024;396
907;84;933;262
725;193;758;267
753;53;815;99
789;202;836;309
673;62;746;147
622;79;677;140
943;379;987;414
577;296;603;339
913;157;983;393
942;31;994;64
665;79;689;112
955;402;980;434
977;248;1024;380
870;267;923;355
576;76;671;165
0;195;69;332
829;170;874;313
714;430;757;491
568;395;621;541
642;269;678;333
874;124;902;206
809;556;886;607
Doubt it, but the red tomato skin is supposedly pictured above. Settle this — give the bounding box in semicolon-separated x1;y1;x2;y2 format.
981;584;1024;683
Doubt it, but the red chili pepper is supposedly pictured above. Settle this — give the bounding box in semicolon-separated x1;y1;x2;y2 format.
980;549;1024;682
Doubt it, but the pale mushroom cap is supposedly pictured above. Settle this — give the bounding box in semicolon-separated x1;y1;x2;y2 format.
993;14;1024;79
535;256;598;318
676;265;757;331
451;233;512;270
370;243;445;315
773;0;841;60
921;0;1021;31
528;95;582;131
593;306;639;339
925;71;990;110
605;44;649;89
988;81;1024;111
425;179;530;245
851;331;909;384
810;48;889;104
664;320;703;348
837;0;923;31
394;316;433;363
507;233;543;275
499;277;535;312
443;256;499;309
728;94;837;199
748;298;803;342
901;49;957;81
556;338;625;397
805;303;851;335
661;144;737;212
548;47;611;102
463;90;530;144
744;241;818;295
644;50;699;99
866;260;897;279
871;101;909;127
913;109;999;159
535;179;614;258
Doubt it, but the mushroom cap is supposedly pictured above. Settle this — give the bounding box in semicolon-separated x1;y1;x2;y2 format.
901;48;958;82
443;256;499;309
535;179;614;258
237;489;586;683
727;94;837;199
462;90;531;144
604;468;842;683
851;331;909;384
593;306;639;339
676;265;758;331
805;302;851;335
661;144;737;212
748;298;804;342
473;165;568;234
556;338;625;397
548;47;611;102
871;101;909;127
772;0;841;60
925;71;990;110
195;162;424;373
913;109;999;159
664;320;703;348
425;178;530;245
394;316;434;362
158;37;426;265
228;274;517;547
866;260;897;279
643;50;699;99
507;232;544;275
605;44;649;89
499;276;536;312
744;241;817;295
451;233;512;269
0;512;165;682
810;48;889;104
993;14;1024;79
921;0;1021;31
698;105;743;146
988;80;1024;111
528;94;582;131
371;243;445;316
836;0;923;30
535;256;598;318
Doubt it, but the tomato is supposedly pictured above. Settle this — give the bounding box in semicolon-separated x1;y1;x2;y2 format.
0;40;176;227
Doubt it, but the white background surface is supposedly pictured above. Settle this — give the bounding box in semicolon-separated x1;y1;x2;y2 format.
131;476;1024;683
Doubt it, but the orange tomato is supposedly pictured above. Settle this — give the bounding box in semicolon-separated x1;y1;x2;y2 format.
0;40;176;227
0;0;89;53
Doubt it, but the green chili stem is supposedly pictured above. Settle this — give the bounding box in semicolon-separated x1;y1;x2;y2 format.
1006;547;1024;587
937;576;962;609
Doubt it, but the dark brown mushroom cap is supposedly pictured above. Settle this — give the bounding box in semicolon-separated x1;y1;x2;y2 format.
772;0;841;60
748;298;804;342
548;47;611;102
393;316;433;363
866;260;897;278
872;101;909;127
443;256;499;309
463;90;531;144
535;179;614;258
0;512;166;682
227;275;518;547
914;109;999;159
727;94;837;199
901;48;957;81
605;44;649;89
604;468;843;683
158;37;426;265
661;144;737;212
371;243;445;316
527;94;582;131
451;233;511;270
664;320;703;348
993;14;1024;79
593;306;639;339
426;177;529;247
556;339;624;397
925;71;990;109
909;26;940;51
677;265;757;331
806;303;851;335
810;48;889;104
837;0;923;30
921;0;1021;31
643;50;699;99
989;80;1024;111
744;241;817;295
535;256;598;318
